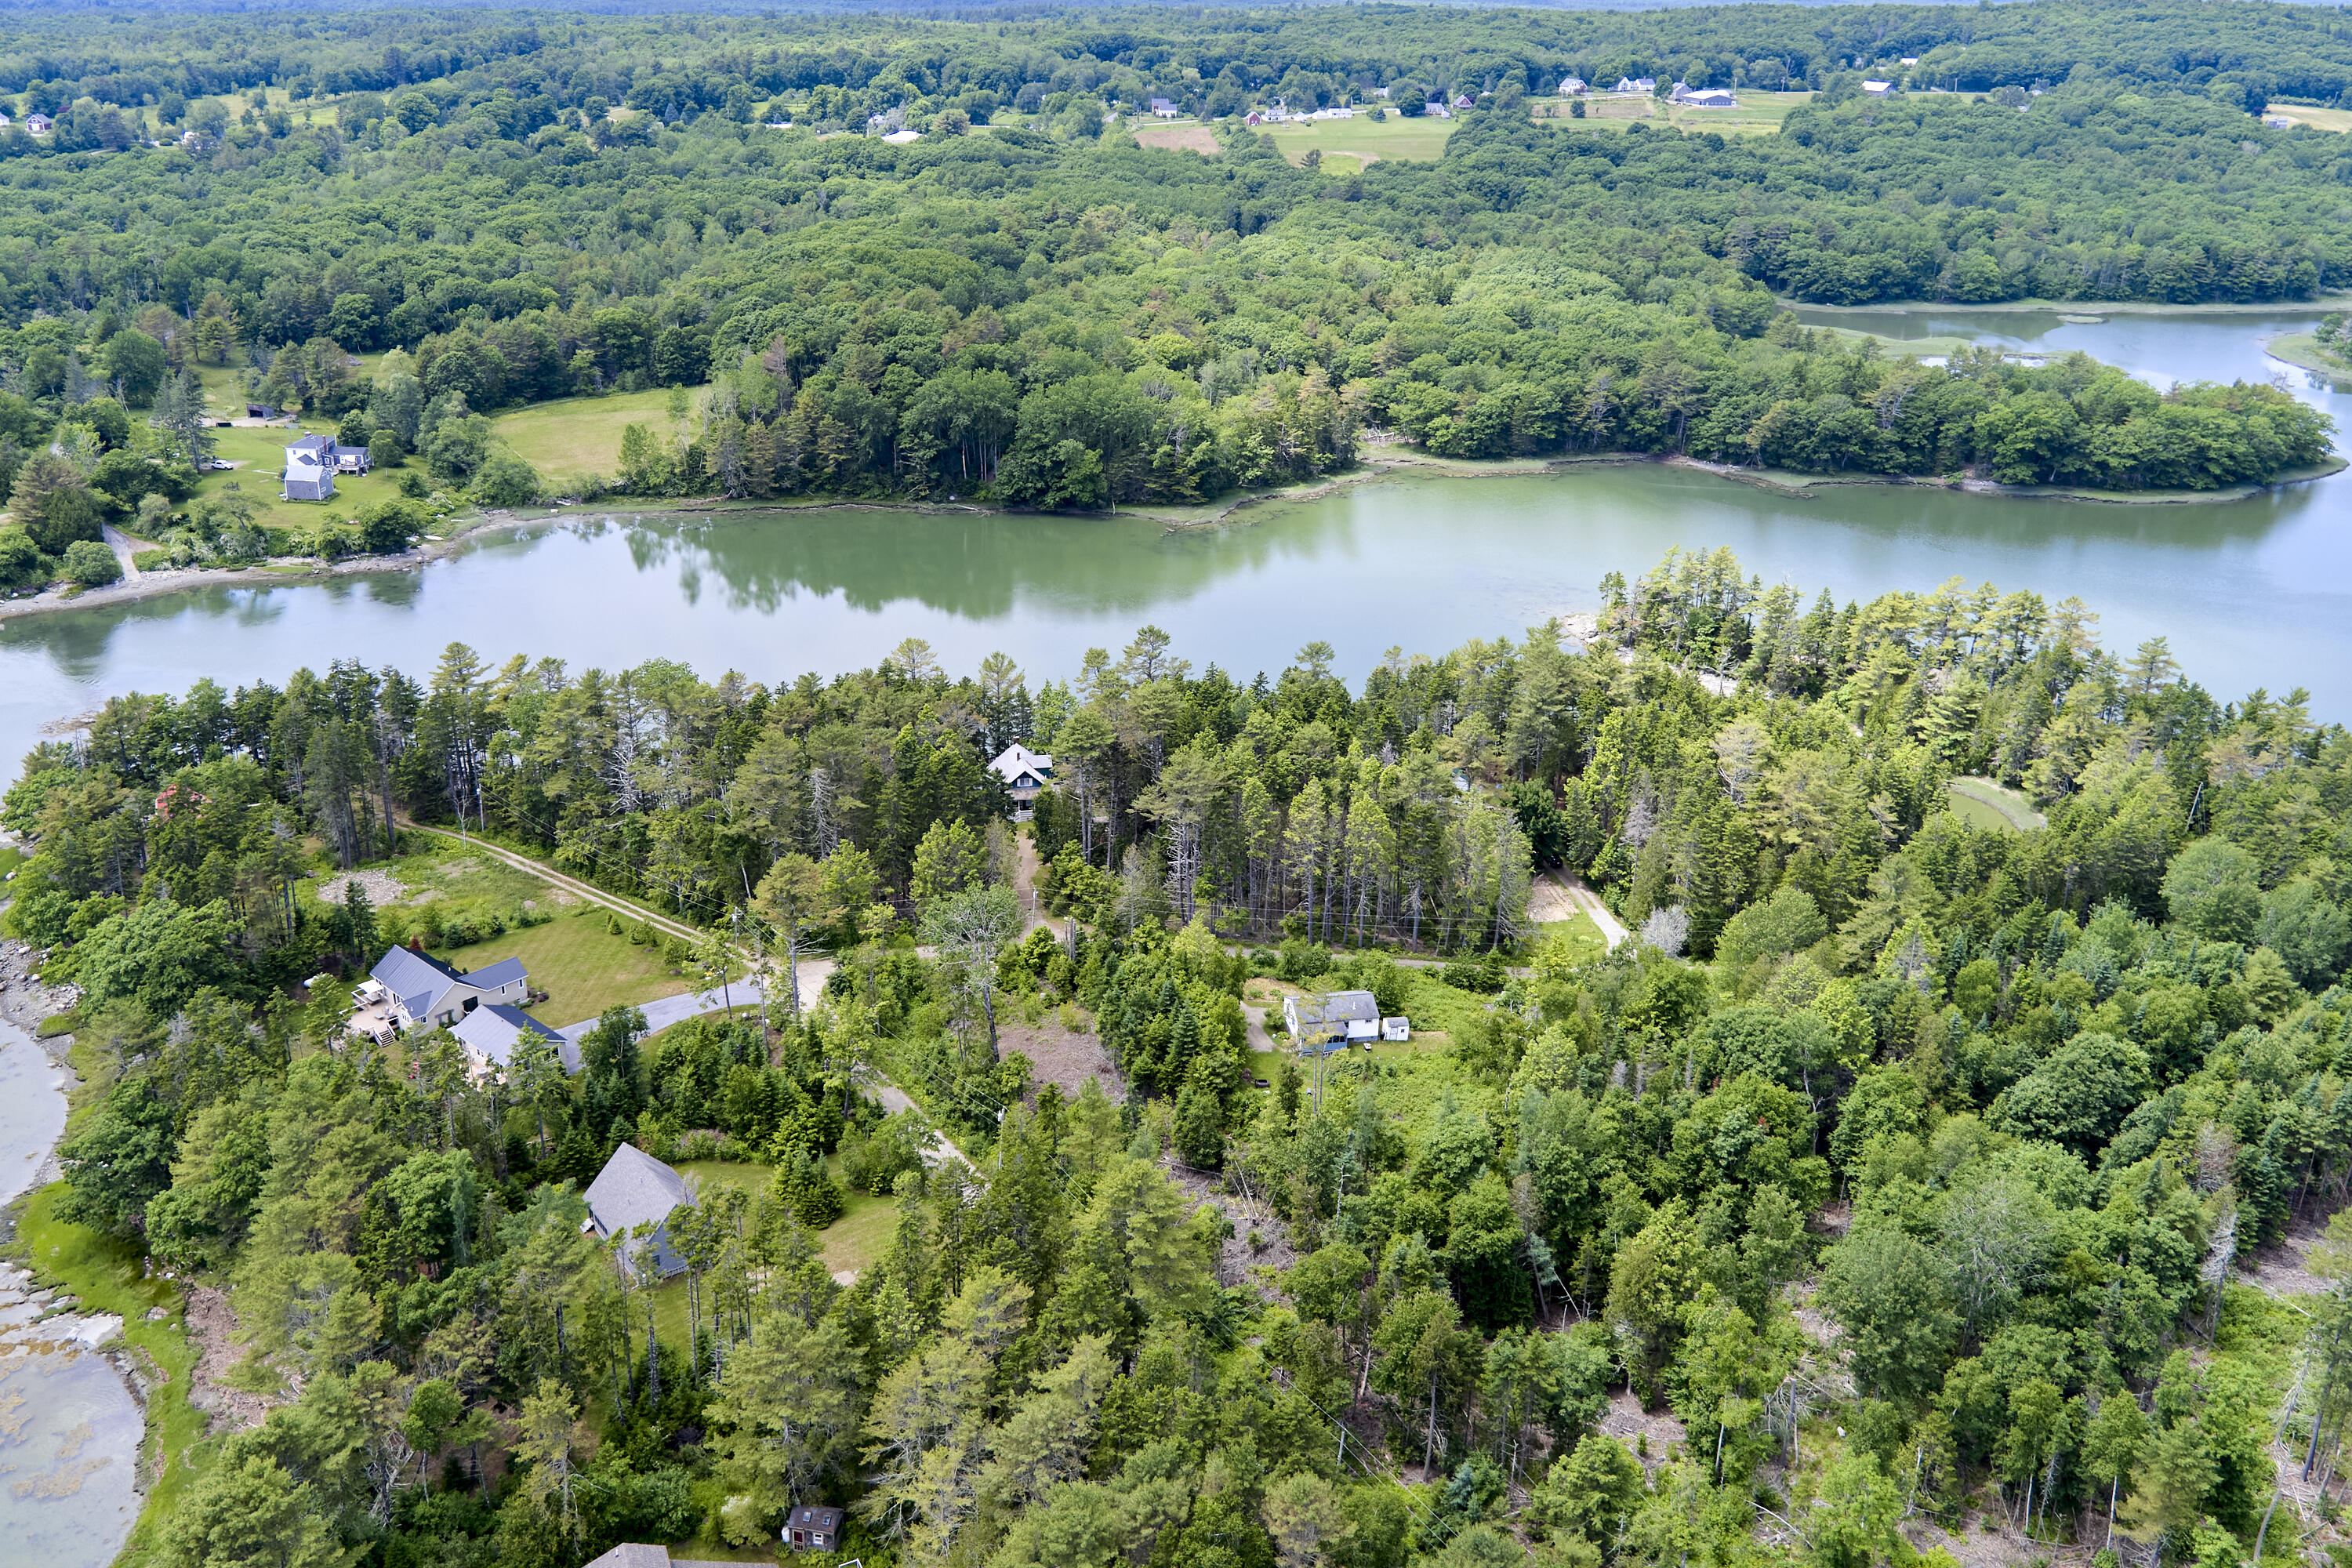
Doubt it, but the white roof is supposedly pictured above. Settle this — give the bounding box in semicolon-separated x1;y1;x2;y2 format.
989;742;1053;786
882;128;920;143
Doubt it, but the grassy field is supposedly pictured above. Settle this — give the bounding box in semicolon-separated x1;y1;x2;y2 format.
1531;89;1812;136
1947;776;2046;832
309;836;552;913
430;906;690;1028
1530;909;1610;966
1816;325;1983;361
2267;103;2352;132
183;423;419;535
2266;331;2352;387
1133;122;1220;156
492;389;674;485
1264;113;1456;166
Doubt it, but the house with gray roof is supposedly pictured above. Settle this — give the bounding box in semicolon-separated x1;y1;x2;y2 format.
583;1144;693;1278
283;432;336;501
362;945;530;1032
451;1002;573;1078
1283;988;1381;1049
988;742;1053;815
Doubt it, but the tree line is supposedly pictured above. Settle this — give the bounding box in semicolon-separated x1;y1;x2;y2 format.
13;547;2352;1563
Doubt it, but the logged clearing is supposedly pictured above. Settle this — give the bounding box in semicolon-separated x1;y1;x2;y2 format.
1134;122;1220;155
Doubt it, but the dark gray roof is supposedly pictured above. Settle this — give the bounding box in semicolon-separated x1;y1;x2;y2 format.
790;1505;844;1527
331;443;370;459
286;432;333;454
451;1004;559;1069
470;956;528;991
284;474;334;501
372;946;463;1002
584;1145;692;1274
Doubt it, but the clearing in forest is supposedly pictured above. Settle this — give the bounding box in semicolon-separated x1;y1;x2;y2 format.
1134;123;1220;156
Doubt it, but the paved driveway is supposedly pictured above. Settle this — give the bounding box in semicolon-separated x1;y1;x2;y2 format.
555;979;766;1044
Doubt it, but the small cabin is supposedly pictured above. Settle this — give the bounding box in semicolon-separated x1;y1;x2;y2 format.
783;1503;845;1553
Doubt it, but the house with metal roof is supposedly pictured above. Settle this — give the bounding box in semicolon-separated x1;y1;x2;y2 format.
365;945;530;1031
583;1144;693;1277
1283;989;1381;1048
451;1002;573;1078
988;742;1053;814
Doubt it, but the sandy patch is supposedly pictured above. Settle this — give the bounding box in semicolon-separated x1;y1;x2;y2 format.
1001;1017;1123;1102
313;868;407;906
1597;1385;1691;1480
2239;1211;2330;1298
181;1285;276;1434
1162;1157;1298;1290
1134;124;1220;156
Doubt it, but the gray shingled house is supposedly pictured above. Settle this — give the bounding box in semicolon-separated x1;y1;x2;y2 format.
583;1144;693;1278
362;945;529;1031
451;1003;574;1078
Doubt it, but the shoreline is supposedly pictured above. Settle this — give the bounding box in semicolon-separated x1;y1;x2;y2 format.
1787;296;2352;319
0;936;153;1567
1;445;2338;632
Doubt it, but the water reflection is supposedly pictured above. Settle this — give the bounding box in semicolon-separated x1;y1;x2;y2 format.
5;307;2352;758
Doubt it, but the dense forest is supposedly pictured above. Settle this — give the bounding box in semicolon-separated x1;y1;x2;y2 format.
0;1;2334;572
13;548;2352;1568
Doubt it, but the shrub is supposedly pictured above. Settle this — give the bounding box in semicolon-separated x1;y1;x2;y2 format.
0;525;49;590
471;448;542;508
132;549;172;572
60;538;122;586
1441;957;1506;993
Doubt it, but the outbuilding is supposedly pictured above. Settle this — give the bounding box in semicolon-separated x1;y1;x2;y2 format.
783;1504;846;1553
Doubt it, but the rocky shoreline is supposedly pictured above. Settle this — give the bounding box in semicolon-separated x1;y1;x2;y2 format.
0;927;153;1559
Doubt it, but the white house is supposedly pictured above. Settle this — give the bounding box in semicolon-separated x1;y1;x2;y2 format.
1284;989;1380;1050
1683;89;1740;109
1862;80;1895;96
25;112;51;135
1149;97;1179;118
1613;77;1657;95
989;742;1053;814
362;945;531;1031
1424;101;1450;119
1560;78;1588;96
282;433;336;501
451;1002;571;1079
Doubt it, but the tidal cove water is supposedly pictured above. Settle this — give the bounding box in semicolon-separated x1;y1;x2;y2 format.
5;308;2352;771
0;310;2343;1565
0;1022;140;1568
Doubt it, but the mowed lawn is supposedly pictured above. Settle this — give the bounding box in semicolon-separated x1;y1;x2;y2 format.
430;907;690;1029
1265;113;1455;167
1532;89;1813;136
1947;776;2047;833
492;389;673;484
183;423;418;535
2267;103;2352;132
